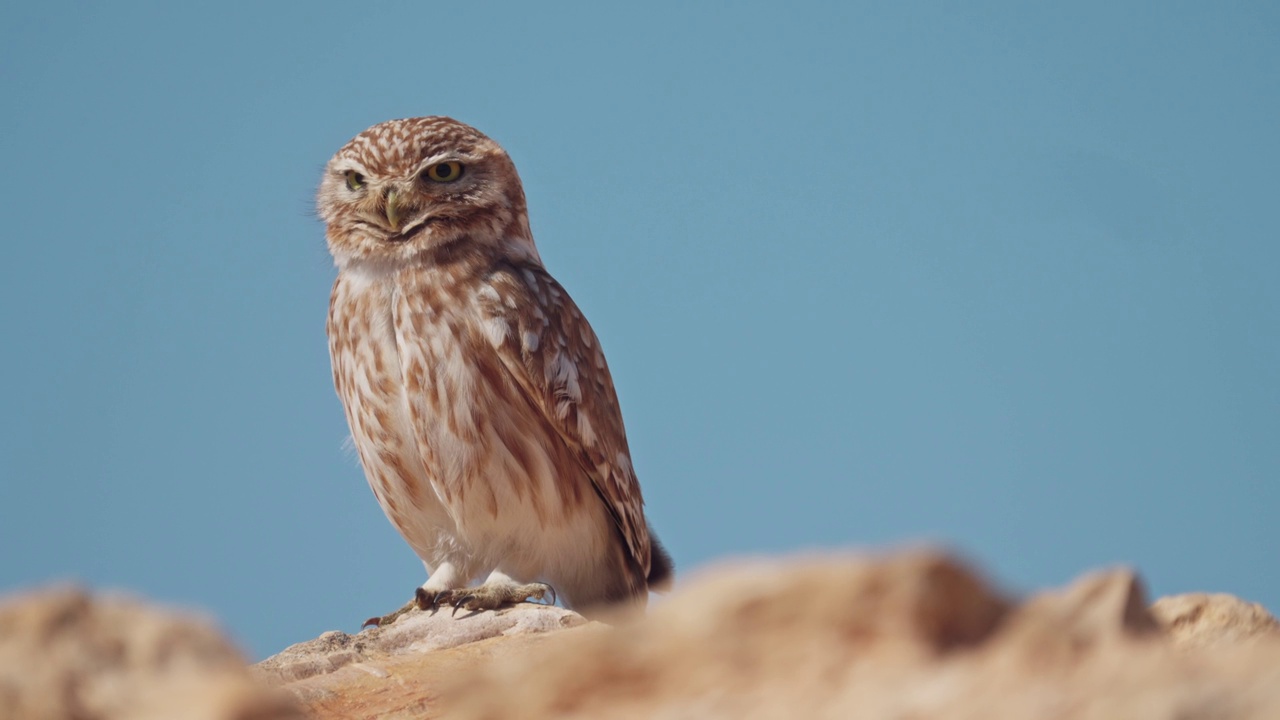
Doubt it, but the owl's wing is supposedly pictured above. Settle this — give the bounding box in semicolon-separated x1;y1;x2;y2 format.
479;261;651;579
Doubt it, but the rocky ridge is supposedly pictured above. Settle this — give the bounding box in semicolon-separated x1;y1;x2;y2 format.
4;549;1279;719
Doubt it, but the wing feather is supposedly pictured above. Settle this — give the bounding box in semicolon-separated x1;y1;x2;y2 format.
478;261;651;578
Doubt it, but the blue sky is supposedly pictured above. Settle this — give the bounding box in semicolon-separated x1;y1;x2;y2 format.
2;2;1276;659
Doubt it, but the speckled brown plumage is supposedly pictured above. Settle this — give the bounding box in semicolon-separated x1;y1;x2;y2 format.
318;117;671;619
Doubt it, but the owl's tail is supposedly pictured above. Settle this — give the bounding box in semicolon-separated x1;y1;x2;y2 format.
646;531;674;592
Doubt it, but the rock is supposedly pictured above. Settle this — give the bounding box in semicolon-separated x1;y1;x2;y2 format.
434;550;1280;720
441;550;1018;719
23;550;1274;720
1151;592;1280;649
0;586;303;720
254;601;592;718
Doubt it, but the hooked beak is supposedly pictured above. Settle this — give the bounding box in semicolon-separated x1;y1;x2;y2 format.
384;189;402;231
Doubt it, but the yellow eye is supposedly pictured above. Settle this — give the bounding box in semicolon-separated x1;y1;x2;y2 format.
345;170;365;191
423;161;464;183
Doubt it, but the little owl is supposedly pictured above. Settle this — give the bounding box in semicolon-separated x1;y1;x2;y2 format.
318;116;672;625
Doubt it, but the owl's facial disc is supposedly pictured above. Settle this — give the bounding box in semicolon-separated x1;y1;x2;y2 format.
320;117;537;268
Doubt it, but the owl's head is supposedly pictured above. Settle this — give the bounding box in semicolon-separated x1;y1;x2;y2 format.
318;116;538;269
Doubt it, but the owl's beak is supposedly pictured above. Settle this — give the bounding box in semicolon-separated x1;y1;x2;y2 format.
384;189;402;231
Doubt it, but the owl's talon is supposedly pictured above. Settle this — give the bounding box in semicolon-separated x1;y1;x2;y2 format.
450;594;477;616
512;582;556;607
362;595;421;629
424;588;456;612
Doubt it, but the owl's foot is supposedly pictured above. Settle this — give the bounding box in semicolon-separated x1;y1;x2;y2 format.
361;597;421;629
360;581;556;627
438;582;557;616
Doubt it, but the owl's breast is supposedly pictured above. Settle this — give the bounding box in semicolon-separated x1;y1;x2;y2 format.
386;267;565;522
328;263;586;561
327;268;460;550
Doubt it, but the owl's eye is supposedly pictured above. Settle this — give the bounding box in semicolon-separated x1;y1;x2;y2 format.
345;170;365;191
423;161;464;183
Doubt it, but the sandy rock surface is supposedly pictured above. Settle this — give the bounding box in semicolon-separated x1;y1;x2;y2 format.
256;550;1280;720
6;550;1279;720
435;552;1280;720
1150;592;1280;649
0;586;303;720
252;601;592;718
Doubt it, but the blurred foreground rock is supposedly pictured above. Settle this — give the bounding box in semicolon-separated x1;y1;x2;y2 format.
256;550;1280;720
0;586;303;720
5;550;1278;720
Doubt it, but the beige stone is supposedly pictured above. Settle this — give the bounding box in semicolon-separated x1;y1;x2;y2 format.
13;547;1253;720
255;601;594;719
0;586;302;720
434;551;1280;720
253;600;589;684
1151;592;1280;649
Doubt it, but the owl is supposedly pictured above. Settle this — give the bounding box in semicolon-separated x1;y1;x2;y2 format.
318;117;672;625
